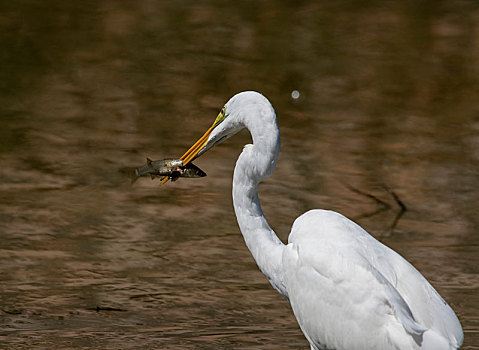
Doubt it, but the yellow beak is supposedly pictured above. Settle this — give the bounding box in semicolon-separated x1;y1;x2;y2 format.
181;123;216;166
160;110;224;186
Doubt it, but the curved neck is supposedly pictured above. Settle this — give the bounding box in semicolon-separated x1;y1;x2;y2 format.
232;114;287;298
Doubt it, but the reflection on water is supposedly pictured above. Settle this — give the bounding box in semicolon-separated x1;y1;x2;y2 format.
1;1;478;349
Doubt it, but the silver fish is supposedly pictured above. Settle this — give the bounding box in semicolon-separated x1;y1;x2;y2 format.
131;158;206;184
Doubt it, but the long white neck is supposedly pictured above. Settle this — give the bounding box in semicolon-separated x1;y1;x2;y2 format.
232;111;288;298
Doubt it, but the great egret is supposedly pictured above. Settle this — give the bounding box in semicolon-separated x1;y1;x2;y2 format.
171;91;463;350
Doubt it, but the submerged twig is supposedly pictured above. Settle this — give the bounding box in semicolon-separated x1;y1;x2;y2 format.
87;306;127;312
344;183;408;235
2;308;22;315
382;186;407;235
383;185;407;212
344;184;390;210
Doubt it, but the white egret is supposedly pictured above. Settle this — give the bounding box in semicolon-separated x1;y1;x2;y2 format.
172;91;463;350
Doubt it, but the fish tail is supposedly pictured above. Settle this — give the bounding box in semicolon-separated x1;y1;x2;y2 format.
130;168;140;184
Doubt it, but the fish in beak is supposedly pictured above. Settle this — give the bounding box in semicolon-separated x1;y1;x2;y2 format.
160;107;227;186
131;158;206;184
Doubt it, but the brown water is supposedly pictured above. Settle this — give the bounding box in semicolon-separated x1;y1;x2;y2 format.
1;1;478;349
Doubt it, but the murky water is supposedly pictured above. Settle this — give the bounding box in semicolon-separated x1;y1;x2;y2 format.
1;1;478;349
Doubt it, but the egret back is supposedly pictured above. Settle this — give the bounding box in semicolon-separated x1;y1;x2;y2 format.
284;209;463;350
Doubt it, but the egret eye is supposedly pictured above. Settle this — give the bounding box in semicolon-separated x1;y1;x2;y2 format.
214;106;227;126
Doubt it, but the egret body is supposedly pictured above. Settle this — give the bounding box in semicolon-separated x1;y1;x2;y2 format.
176;91;463;350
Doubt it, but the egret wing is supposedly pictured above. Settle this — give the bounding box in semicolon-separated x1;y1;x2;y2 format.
284;209;462;349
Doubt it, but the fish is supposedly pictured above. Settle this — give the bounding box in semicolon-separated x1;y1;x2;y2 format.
130;158;206;184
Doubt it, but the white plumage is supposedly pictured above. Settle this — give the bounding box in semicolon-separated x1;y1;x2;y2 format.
182;91;463;350
285;210;461;349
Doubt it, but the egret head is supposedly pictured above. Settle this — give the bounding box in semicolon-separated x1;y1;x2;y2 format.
180;91;267;165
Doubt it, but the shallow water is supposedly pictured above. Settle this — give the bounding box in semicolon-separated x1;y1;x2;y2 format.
1;1;478;349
